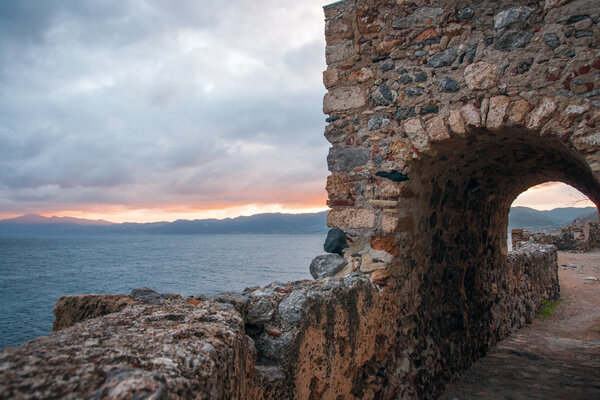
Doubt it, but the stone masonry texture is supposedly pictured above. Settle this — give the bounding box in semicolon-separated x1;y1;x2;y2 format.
2;0;600;398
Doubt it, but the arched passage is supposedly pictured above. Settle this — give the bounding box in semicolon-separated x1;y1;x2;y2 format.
396;128;600;393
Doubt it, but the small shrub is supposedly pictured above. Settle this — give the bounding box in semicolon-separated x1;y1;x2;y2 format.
538;299;562;320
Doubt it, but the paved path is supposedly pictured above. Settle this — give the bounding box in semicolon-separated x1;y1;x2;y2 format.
441;250;600;400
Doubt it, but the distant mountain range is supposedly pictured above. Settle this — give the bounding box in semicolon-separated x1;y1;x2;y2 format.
0;206;595;235
508;206;597;231
0;212;328;235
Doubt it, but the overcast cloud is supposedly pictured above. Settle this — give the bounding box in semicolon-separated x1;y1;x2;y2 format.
0;0;329;220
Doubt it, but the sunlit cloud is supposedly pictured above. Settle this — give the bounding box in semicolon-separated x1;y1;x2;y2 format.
512;182;596;210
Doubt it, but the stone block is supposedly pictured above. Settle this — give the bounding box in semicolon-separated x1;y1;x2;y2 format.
464;62;500;91
349;67;374;82
310;254;348;279
371;236;399;257
326;173;351;199
323;86;366;114
460;103;481;128
370;269;390;281
404;117;430;151
359;253;388;272
327;146;370;173
449;109;466;135
525;97;557;131
508;99;529;126
323;69;339;89
325;41;354;64
426;115;450;142
560;103;590;128
486;96;510;131
327;208;377;229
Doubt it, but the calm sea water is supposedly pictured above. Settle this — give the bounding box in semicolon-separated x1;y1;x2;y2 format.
0;233;323;349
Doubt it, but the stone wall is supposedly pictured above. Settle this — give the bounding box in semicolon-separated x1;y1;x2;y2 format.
512;218;600;251
0;244;558;399
1;0;599;398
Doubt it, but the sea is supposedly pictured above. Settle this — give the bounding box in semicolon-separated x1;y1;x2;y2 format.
0;233;324;349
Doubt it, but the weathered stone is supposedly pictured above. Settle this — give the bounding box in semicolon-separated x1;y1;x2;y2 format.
392;7;444;29
404;117;430;151
377;179;404;198
494;7;534;29
480;97;490;126
131;287;163;304
426;48;458;68
327;146;370;173
377;40;401;55
525;97;557;130
371;236;399;257
398;74;413;84
372;83;397;105
247;297;274;326
494;30;533;52
359;253;387;272
326;173;351;199
3;301;252;399
543;33;561;49
369;199;399;207
395;107;416;121
381;214;400;233
426;114;450;142
508;99;529;125
440;35;449;50
254;331;292;361
278;290;308;323
324;227;348;255
380;60;395;73
460;103;481;127
449;109;467;135
464;62;500;90
368;115;390;131
456;8;474;21
420;105;439;115
327;208;377;229
406;87;425;97
326;41;354;64
560;103;591;128
53;294;136;331
323;69;339;88
310;254;348;279
414;72;428;82
486;96;510;131
440;77;459;92
349;67;374;82
323;86;366;113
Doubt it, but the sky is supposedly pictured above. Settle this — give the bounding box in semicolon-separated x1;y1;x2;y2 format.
0;1;595;223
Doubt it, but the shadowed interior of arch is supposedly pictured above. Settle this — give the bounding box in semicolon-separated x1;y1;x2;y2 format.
399;128;600;373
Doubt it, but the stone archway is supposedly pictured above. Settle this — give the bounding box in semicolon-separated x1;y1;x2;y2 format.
322;0;600;397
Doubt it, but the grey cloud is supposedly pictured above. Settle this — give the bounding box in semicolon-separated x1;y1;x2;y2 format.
0;0;329;215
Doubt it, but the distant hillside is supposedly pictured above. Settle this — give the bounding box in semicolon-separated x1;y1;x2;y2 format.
508;206;597;231
0;212;328;235
1;207;595;235
1;214;114;226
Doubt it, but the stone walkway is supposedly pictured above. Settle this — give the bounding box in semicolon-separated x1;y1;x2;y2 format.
441;251;600;400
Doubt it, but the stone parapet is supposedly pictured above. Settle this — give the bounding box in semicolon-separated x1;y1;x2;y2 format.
1;243;559;399
512;218;600;252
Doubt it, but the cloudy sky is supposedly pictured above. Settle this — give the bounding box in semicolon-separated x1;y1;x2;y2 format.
0;1;593;222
